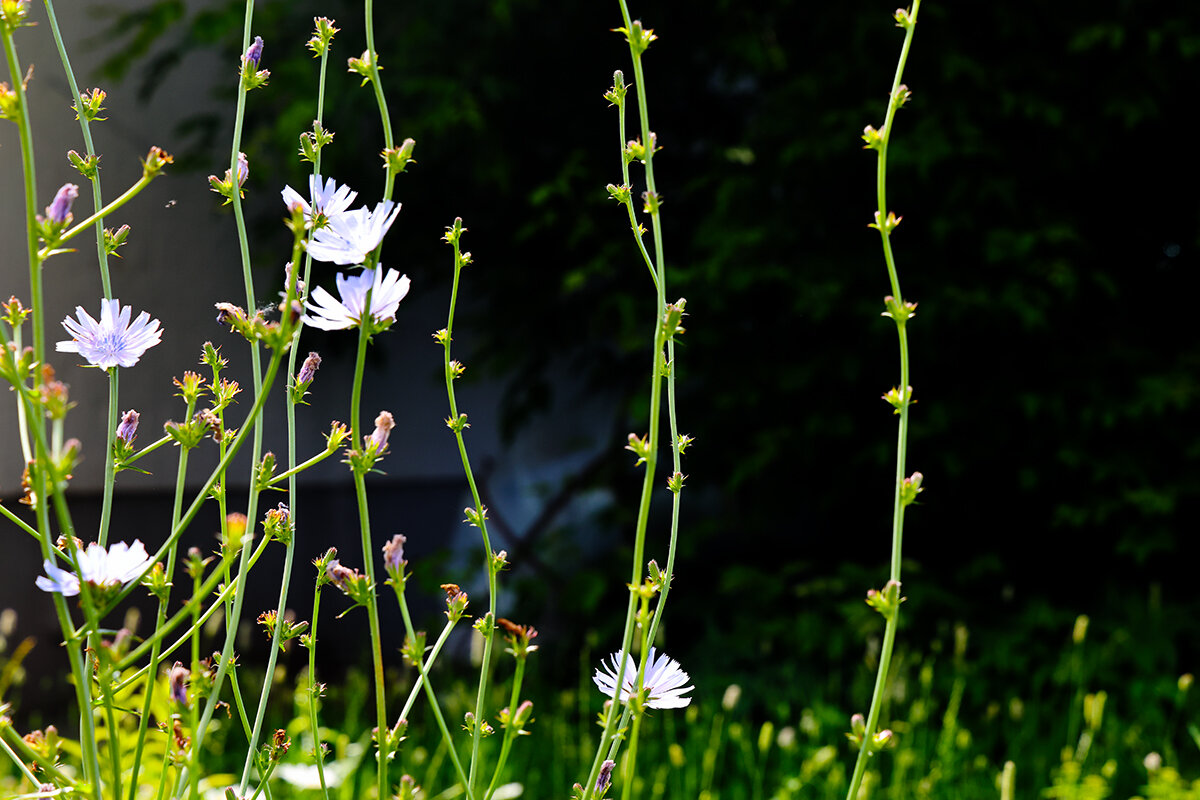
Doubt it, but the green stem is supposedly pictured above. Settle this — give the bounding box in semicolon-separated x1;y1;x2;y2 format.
1;25;44;374
483;657;527;800
54;174;154;248
363;0;395;200
353;466;390;797
238;212;310;800
127;395;195;800
395;587;472;796
584;4;673;795
42;0;112;297
306;583;331;800
125;433;174;463
100;671;123;800
267;448;337;485
79;350;285;623
620;711;644;800
442;226;499;797
0;724;72;785
0;732;42;787
345;307;391;798
112;536;273;694
343;13;404;786
0;500;40;539
228;661;256;742
6;371;102;800
173;456;271;800
98;368;118;546
392;600;458;728
845;5;921;800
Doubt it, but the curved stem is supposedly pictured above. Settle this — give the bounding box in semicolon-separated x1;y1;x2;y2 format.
55;175;154;248
845;5;921;799
483;657;527;800
584;4;673;795
126;391;195;800
363;0;395;201
396;588;473;796
441;226;499;796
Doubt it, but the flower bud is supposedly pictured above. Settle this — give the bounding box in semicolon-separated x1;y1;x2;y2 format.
325;559;355;592
236;152;249;188
850;713;866;740
45;183;79;224
1072;614;1089;645
168;661;189;705
290;349;319;387
382;533;407;580
141;146;174;179
263;502;292;544
244;36;264;68
596;759;615;795
116;409;140;444
366;410;394;454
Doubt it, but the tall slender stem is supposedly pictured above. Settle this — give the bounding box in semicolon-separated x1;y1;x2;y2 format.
441;222;499;796
42;0;112;297
583;4;678;795
2;24;43;374
346;315;390;800
845;5;922;799
127;391;195;800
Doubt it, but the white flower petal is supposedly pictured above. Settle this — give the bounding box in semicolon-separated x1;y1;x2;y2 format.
36;540;155;595
593;647;693;709
303;268;410;331
57;299;162;370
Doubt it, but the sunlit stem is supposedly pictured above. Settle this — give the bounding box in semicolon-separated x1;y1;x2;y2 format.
43;0;113;297
441;224;499;796
845;4;921;799
584;2;675;795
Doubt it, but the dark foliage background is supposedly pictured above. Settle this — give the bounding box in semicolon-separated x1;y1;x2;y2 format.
79;0;1200;788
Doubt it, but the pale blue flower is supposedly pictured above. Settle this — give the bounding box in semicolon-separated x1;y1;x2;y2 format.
593;646;694;709
56;299;163;369
281;175;358;228
303;267;410;331
36;539;154;596
306;200;401;265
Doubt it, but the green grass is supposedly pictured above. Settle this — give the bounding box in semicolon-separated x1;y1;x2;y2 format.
2;591;1197;799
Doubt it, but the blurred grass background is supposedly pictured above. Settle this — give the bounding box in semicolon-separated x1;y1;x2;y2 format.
2;0;1199;796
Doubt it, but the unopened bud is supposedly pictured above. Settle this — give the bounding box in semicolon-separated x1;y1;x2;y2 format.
244;36;264;68
116;409;140;443
45;183;79;224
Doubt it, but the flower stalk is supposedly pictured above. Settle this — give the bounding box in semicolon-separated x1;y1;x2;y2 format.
845;4;923;799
